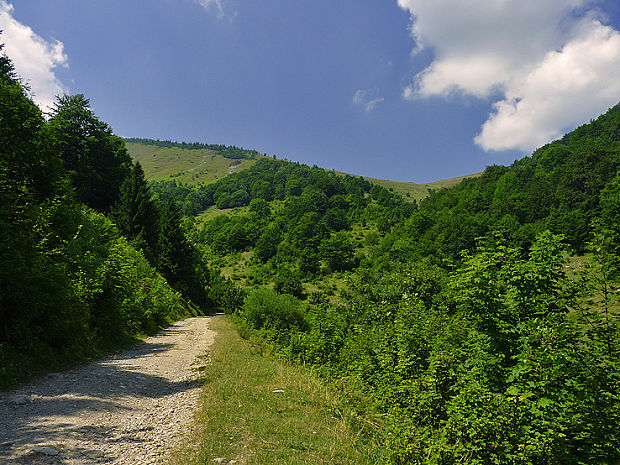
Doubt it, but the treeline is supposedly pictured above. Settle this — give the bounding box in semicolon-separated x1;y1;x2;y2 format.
0;46;214;388
192;104;620;462
379;104;620;265
123;137;261;159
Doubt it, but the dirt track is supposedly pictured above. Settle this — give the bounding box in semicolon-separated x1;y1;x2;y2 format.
0;316;214;464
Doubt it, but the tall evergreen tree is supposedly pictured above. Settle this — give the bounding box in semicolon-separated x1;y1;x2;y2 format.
111;162;159;263
47;94;132;212
157;199;210;307
158;199;194;286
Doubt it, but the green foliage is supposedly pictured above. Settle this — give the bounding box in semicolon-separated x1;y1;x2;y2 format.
369;108;620;266
241;288;308;344
216;188;251;209
273;267;304;298
0;53;203;388
254;223;281;262
0;201;190;387
598;171;620;274
76;210;188;343
299;247;320;276
111;162;159;262
319;231;356;272
190;158;409;292
158;199;210;306
233;232;620;463
47;94;133;213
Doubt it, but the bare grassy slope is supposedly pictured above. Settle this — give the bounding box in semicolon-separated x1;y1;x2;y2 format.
126;142;260;185
127;140;480;201
336;171;483;202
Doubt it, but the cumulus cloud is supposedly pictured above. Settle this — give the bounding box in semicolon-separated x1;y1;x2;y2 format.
398;0;620;152
353;89;385;113
0;1;68;110
475;22;620;152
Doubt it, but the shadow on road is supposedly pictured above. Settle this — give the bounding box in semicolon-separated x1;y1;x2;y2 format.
0;321;207;464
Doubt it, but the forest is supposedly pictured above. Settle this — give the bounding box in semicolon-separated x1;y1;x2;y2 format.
2;35;620;463
0;45;230;388
178;103;620;464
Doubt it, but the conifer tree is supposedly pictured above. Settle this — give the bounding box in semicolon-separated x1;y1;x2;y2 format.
158;199;194;287
47;94;132;212
111;162;159;263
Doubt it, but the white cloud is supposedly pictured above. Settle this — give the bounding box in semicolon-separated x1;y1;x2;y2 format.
353;89;385;113
475;22;620;152
197;0;225;19
398;0;620;152
0;1;68;110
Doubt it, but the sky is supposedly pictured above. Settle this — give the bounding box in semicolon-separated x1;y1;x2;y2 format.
1;1;620;182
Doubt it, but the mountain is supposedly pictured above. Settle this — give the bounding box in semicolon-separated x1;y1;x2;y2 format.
124;138;264;185
125;138;481;202
177;102;620;463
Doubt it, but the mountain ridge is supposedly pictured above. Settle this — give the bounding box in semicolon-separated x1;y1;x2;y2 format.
125;137;482;202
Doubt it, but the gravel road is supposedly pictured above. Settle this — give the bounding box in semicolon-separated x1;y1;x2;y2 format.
0;316;214;464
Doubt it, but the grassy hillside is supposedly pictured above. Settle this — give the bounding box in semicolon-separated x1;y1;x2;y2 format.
347;172;483;202
125;141;262;185
126;139;479;202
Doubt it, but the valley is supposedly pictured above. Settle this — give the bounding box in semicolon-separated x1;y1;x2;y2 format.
1;40;619;463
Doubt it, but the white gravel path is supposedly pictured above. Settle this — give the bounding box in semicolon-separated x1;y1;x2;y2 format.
0;316;214;464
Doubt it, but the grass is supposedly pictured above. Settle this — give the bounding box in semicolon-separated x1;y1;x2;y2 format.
195;205;251;225
128;140;479;201
363;173;483;202
334;170;483;202
126;142;260;185
171;316;381;465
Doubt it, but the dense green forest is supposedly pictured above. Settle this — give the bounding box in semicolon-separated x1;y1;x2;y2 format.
0;46;223;388
168;103;620;464
2;32;620;462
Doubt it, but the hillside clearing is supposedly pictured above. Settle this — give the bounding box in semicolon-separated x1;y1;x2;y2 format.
126;142;259;185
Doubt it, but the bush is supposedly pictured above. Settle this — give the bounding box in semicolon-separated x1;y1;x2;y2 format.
241;288;308;343
274;267;304;298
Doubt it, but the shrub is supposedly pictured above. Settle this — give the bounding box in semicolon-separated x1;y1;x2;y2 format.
241;288;308;343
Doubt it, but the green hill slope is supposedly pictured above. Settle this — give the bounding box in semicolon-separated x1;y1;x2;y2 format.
198;102;620;464
125;138;480;201
137;102;620;463
339;172;483;201
125;138;263;185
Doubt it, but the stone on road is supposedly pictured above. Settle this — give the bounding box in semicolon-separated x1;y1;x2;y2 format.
0;317;214;464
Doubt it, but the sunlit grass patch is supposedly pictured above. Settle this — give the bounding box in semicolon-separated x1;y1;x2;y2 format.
172;315;380;465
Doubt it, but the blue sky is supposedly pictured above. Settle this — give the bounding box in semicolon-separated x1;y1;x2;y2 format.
2;1;620;182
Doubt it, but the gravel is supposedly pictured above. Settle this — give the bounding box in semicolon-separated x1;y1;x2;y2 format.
0;316;214;464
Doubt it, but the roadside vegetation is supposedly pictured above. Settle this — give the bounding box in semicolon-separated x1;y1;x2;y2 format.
172;315;381;465
2;30;620;463
0;44;215;388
